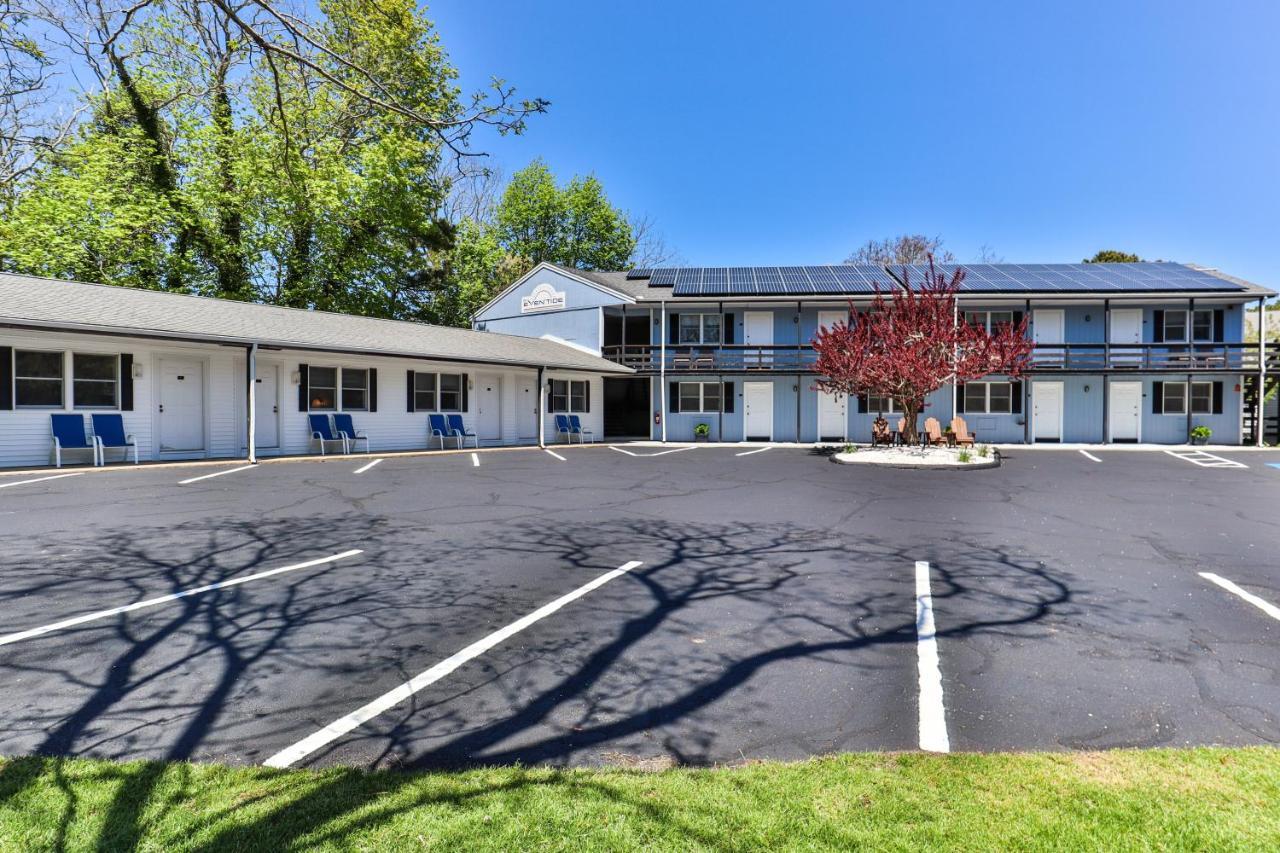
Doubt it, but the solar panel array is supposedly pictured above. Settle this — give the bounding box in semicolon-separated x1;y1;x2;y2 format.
890;263;1245;293
633;265;900;296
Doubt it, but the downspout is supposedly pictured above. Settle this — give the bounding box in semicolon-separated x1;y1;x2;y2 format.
1187;297;1195;442
1103;299;1110;443
246;343;257;464
537;365;546;448
660;301;667;443
1257;296;1266;447
1024;299;1032;444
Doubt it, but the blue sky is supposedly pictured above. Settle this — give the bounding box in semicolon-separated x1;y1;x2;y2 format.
431;1;1280;285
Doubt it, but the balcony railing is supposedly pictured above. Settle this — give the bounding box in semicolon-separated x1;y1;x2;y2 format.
602;342;1277;373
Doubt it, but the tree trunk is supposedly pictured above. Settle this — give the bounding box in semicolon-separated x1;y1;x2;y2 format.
901;398;923;445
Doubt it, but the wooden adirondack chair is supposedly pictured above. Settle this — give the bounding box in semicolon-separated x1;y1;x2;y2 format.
923;417;947;446
871;416;892;447
895;417;907;446
950;417;976;447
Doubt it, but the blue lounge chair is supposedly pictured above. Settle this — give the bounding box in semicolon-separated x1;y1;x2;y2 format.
51;414;98;467
569;415;596;444
308;414;347;455
428;413;454;449
91;413;138;465
447;414;478;449
555;414;574;443
333;413;370;453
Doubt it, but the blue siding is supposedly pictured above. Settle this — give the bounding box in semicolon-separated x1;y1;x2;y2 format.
482;309;603;354
476;267;626;321
1141;376;1241;444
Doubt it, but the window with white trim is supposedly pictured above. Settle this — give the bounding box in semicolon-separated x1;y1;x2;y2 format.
1161;381;1212;415
549;379;589;413
438;373;464;412
340;368;368;411
72;353;118;408
676;381;722;413
308;367;337;410
414;372;437;411
14;350;64;408
964;311;1015;333
678;313;722;344
865;393;899;413
1163;309;1214;343
963;381;1013;414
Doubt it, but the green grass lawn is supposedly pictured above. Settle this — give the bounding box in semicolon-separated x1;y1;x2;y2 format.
1;748;1278;851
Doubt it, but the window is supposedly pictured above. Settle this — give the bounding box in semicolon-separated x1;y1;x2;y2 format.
964;381;1015;414
308;366;337;410
14;350;64;408
341;368;367;411
1162;310;1213;343
676;381;721;413
678;313;722;344
439;373;464;411
964;311;1015;333
1162;381;1212;415
865;393;899;413
1192;310;1214;342
549;379;590;413
414;372;437;411
72;353;118;408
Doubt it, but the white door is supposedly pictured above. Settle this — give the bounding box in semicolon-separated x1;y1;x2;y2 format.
816;310;847;334
1109;381;1142;442
254;364;279;449
516;375;538;440
1110;308;1143;366
817;392;847;441
743;381;773;441
1033;309;1065;365
745;311;774;367
1032;381;1063;442
477;374;502;443
158;358;205;452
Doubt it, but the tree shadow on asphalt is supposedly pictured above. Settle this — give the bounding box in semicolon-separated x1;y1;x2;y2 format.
0;514;1078;850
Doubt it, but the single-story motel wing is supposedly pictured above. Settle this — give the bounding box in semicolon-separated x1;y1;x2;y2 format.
0;259;1275;469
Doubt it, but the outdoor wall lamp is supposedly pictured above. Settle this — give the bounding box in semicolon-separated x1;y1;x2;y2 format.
1085;314;1092;322
1083;385;1090;392
132;363;144;379
290;370;301;384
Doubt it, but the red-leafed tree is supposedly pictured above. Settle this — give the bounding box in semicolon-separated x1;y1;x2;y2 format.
812;258;1034;445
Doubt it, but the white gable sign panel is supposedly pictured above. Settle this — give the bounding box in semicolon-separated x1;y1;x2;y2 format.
520;282;567;314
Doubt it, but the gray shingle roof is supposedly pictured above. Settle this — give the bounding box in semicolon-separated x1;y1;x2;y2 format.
0;273;631;374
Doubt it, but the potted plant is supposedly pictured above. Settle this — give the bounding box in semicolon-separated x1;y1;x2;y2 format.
693;423;711;442
1190;425;1212;446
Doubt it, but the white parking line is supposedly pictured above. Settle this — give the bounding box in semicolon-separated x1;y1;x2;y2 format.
544;449;566;461
264;559;644;768
735;446;773;457
470;453;480;467
1163;449;1248;469
649;446;696;457
609;446;696;458
179;464;256;485
0;472;85;490
914;560;949;753
609;446;638;456
1200;572;1280;622
0;549;363;648
1078;450;1101;463
354;458;383;474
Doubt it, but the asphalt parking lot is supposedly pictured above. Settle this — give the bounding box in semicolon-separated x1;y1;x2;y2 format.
0;443;1277;770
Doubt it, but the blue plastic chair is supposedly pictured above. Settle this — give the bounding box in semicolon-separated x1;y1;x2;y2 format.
51;414;98;467
428;413;453;449
555;414;573;443
308;414;347;455
91;413;138;464
569;415;596;444
447;414;478;449
332;413;370;453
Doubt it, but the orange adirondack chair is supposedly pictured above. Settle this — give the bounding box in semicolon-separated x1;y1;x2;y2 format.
950;417;976;447
923;417;946;446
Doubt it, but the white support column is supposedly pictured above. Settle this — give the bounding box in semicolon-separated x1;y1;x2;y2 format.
1258;298;1267;447
537;366;546;448
660;301;667;443
246;343;258;464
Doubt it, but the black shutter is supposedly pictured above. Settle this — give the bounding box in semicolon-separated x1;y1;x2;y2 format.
119;353;134;411
669;382;680;414
1213;309;1225;343
669;314;679;344
723;314;734;344
368;368;378;412
1152;311;1164;343
1212;381;1223;414
0;346;11;410
1010;381;1022;415
957;382;966;414
856;393;867;414
461;373;469;412
584;381;591;413
723;381;734;413
298;364;309;411
546;383;554;414
1152;381;1163;414
406;370;416;412
1011;311;1025;330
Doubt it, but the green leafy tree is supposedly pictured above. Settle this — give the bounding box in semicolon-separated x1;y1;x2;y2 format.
1084;249;1142;263
494;159;635;269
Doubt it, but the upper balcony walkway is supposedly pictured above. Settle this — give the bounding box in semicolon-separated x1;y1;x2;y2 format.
602;343;1279;374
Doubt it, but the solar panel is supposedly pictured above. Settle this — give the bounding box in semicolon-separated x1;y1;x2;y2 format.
648;268;678;286
890;262;1245;294
626;268;652;280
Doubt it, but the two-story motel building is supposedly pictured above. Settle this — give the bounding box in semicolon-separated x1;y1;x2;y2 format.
475;261;1276;446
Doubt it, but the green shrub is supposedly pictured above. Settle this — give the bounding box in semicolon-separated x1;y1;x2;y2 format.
1190;425;1212;440
958;449;972;463
977;445;990;458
